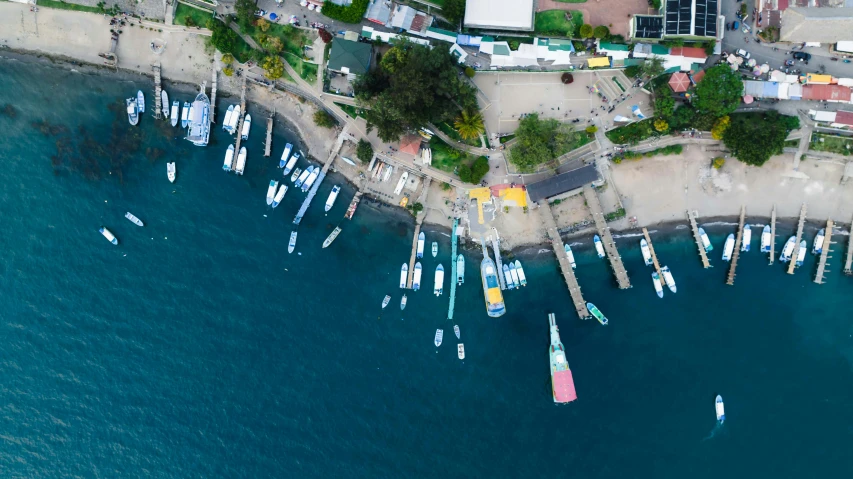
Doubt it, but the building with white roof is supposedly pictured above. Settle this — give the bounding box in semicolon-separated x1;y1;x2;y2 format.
464;0;535;31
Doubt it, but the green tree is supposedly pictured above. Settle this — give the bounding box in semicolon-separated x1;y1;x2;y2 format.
625;65;642;78
654;94;675;119
442;0;466;26
207;19;239;55
508;114;580;172
458;156;490;183
223;66;234;76
565;23;575;39
712;157;725;169
593;26;610;39
585;125;598;134
356;139;374;163
410;202;424;214
579;24;593;39
234;0;257;32
262;35;284;54
221;53;235;65
454;109;485;141
693;65;744;117
464;66;475;78
654;119;669;132
262;55;285;80
640;56;665;79
313;110;336;128
711;116;731;140
321;0;370;23
256;17;270;32
723;112;798;166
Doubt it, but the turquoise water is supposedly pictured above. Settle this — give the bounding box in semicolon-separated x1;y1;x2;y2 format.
1;56;853;477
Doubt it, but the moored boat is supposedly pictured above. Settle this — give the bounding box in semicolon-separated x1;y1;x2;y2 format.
290;167;303;183
124;212;144;226
431;241;438;257
412;262;422;291
325;185;341;211
382;165;393;182
795;240;807;266
223;144;235;172
400;294;407;310
126;98;139;126
235;147;247;175
381;295;391;309
294;165;312;188
284;152;300;176
399;263;408;288
481;255;506;317
502;263;515;289
640;239;652;266
340;156;356;166
722;234;735;261
272;184;288;208
715;395;725;423
780;236;796;262
302;166;320;192
345;195;360;220
394;171;409;196
241;114;252;140
813;228;825;254
266;180;279;205
181;101;190;128
161;90;169;118
434;329;443;347
593;235;605;258
186;91;211;146
509;262;520;289
457;343;465;360
698;227;713;252
137;90;145;112
170;100;179;126
167;162;176;183
651;271;663;298
564;243;576;269
456;254;465;285
434;264;444;296
760;225;772;253
279;143;293;168
288;231;297;253
515;260;527;286
416;232;425;258
741;225;752;252
322;226;341;248
222;105;234;131
586;302;608;325
661;265;676;293
454;325;460;339
226;105;241;134
99;227;118;245
548;313;577;403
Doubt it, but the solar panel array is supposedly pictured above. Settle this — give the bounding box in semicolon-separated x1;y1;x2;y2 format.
695;0;718;37
664;0;718;37
634;16;663;39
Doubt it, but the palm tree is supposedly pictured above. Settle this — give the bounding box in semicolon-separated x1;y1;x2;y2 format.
454;109;485;141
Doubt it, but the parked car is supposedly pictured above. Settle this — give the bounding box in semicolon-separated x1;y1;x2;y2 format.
732;20;740;30
793;52;812;61
736;49;751;59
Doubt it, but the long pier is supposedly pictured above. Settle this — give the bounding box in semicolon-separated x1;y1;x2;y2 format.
232;75;248;157
687;210;711;268
448;218;459;320
845;215;853;275
293;126;350;225
726;206;746;286
583;185;631;289
539;201;590;319
769;205;776;265
492;230;507;290
210;66;217;122
405;179;430;288
642;228;664;286
264;109;274;157
787;203;807;275
814;219;834;284
153;63;162;120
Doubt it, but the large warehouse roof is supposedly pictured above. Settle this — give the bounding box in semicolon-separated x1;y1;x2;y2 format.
464;0;535;31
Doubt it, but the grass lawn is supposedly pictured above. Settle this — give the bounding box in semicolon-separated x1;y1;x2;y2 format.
284;53;319;82
784;139;800;148
534;10;584;36
258;24;309;57
436;121;480;147
811;133;853;156
174;3;213;28
37;0;103;14
231;36;255;64
499;134;515;144
429;136;468;174
334;102;365;119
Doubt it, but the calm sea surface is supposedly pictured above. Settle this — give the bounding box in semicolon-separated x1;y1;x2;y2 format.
1;56;852;478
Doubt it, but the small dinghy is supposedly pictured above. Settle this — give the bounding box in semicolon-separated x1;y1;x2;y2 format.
400;294;407;310
593;235;605;258
125;212;144;227
454;325;460;339
223;145;235;172
170;100;179;126
640;239;652;266
813;228;825;255
126;98;139;126
167;162;176;183
515;260;527;286
241;113;252;140
431;241;438;257
381;295;391;309
586;302;608;326
741;224;752;252
399;263;408;289
434;329;443;347
564;243;576;269
99;227;118;245
288;231;297;253
715;395;725;424
457;344;465;360
290;167;303;183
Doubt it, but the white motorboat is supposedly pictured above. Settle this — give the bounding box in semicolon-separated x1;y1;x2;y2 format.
722;234;735;261
222;105;234;131
431;242;438;258
509;262;521;289
515;260;527;286
661;265;676;293
241;113;252;140
284;152;300;176
340;156;356;166
126;98;139;126
421;147;432;165
780;236;796;262
641;238;652;266
412;262;422;291
302;167;320;192
434;264;444;296
167;162;176;183
266;180;279;206
227;104;241;134
698;227;713;252
325;185;341;212
272;184;288;208
454;325;460;339
399;263;408;289
813;228;825;255
186;91;211;146
161;90;169;118
181;101;190;128
137;90;145;113
279;143;293;168
741;225;752;252
715;395;725;423
394;171;409;196
125;212;144;226
502;264;515;289
593;235;605;258
760;225;772;253
288;231;297;253
564;243;576;269
457;254;465;285
400;294;407;310
416;232;425;258
99;227;118;245
795;240;807;266
383;165;393;182
651;271;663;298
457;343;465;360
294;166;312;188
235;146;247;175
434;329;443;347
381;295;391;309
223;144;235;172
170;100;179;126
290;167;303;183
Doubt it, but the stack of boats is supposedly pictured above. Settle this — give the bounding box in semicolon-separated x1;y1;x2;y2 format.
501;261;527;289
368;160;394;182
98;211;147;245
222;104;242;135
266;179;288;208
639;238;676;298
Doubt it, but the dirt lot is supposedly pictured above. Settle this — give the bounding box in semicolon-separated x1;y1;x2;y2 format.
537;0;657;38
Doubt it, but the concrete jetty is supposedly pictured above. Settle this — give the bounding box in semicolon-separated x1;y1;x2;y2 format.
491;230;507;290
845;216;853;275
406;179;431;288
210;67;217;122
232;75;248;156
814;219;834;284
726;206;746;286
448;218;459;319
539;201;590;319
293;125;350;225
642;228;664;285
152;63;162;120
264;110;274;157
583;185;631;289
769;205;777;265
787;203;807;275
687;210;711;268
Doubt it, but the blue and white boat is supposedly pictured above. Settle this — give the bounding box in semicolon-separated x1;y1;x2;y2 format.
698;227;713;252
812;228;825;255
563;243;576;269
795;240;807;266
502;263;515;289
279;143;293;168
515;260;526;287
760;225;772;253
222;105;234;131
715;395;725;424
417;232;425;258
302;166;320;192
722;234;735;261
593;235;605;258
741;225;752;252
272;184;288;208
241;113;252;140
294;165;312;188
325;185;341;212
434;264;444;296
284;152;300;176
266;180;279;205
181;101;190;128
170;100;179;126
640;238;652;266
651;271;664;298
399;263;408;289
661;265;676;293
509;262;520;290
780;236;796;262
136;90;145;113
223;145;234;172
288;231;297;253
412;262;422;291
99;227;118;245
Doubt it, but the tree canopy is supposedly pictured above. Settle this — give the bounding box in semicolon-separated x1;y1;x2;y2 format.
354;41;477;142
234;0;257;32
356;139;374;163
593;26;610;39
321;0;369;23
723;112;800;166
442;0;466;26
579;24;593;38
508;114;580;172
262;55;284;80
207;19;240;55
458;156;490;184
640;56;665;79
693;65;744;117
454;109;484;141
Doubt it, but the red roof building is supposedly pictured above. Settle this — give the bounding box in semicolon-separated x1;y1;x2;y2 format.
802;84;853;102
399;134;422;155
670;46;708;59
668;72;691;92
834;110;853;126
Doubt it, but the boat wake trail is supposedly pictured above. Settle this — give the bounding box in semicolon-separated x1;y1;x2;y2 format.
702;422;724;441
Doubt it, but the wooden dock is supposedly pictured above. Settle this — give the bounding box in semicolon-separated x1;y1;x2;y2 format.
294;126;351;225
264;110;274;157
845;215;853;275
787;203;807;275
232;75;248;157
152;63;162;120
492;232;507;290
210;67;217;122
539;201;590;319
583;185;631;289
642;228;664;286
726;206;746;285
814;219;834;284
769;205;776;265
406;183;430;288
687;210;711;268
